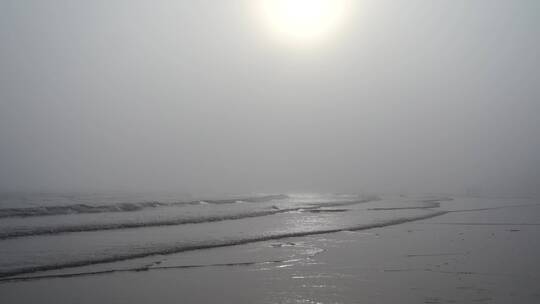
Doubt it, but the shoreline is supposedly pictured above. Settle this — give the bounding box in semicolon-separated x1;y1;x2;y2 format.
1;197;539;303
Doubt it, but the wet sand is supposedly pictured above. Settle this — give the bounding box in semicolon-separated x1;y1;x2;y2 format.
1;196;539;303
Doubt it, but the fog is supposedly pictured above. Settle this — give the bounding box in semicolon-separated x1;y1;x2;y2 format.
1;0;539;195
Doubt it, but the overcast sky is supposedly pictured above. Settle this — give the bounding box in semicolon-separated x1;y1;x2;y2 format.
1;0;539;195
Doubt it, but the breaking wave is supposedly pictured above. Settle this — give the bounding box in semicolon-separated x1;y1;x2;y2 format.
0;210;446;279
0;198;374;240
0;194;288;218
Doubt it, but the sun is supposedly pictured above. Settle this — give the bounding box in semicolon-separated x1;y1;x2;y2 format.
257;0;352;45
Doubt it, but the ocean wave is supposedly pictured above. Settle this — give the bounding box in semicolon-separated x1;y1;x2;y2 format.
0;194;288;219
0;210;446;279
0;198;374;240
0;208;293;240
0;259;287;283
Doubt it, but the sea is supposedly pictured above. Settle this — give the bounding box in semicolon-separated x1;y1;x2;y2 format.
0;192;454;280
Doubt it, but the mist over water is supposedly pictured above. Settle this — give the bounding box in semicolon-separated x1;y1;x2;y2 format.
1;4;540;303
1;0;539;195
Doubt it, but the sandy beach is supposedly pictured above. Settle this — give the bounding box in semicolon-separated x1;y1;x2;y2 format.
1;195;539;304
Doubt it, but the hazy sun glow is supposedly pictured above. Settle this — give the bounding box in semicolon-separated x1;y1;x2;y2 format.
258;0;352;45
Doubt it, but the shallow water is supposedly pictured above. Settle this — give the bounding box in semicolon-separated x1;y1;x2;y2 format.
1;194;540;304
1;193;535;280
